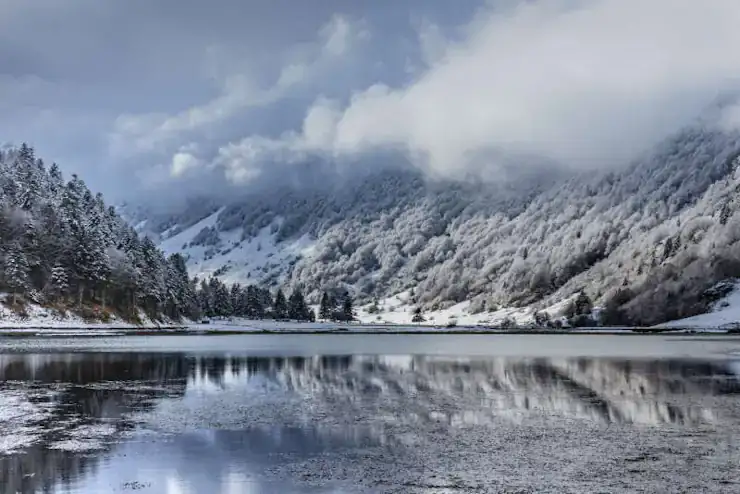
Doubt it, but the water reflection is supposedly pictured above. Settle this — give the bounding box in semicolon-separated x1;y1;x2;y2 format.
0;353;739;493
182;355;740;427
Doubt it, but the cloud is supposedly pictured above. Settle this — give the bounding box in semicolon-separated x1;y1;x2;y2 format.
109;14;367;159
320;15;362;57
0;0;476;201
213;0;740;184
6;0;740;202
170;150;201;177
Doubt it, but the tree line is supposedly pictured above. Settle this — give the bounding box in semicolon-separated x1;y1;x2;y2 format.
194;277;356;322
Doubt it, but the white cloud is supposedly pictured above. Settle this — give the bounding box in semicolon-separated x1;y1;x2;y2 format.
170;150;201;177
213;0;740;183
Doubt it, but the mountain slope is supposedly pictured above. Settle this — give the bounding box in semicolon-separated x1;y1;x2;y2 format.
131;123;740;326
0;144;201;324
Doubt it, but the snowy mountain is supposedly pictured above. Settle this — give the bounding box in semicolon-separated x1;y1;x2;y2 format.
128;121;740;326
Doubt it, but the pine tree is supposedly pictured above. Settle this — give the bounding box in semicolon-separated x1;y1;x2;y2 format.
274;289;288;319
230;283;243;317
259;288;273;315
574;291;593;316
164;253;196;320
4;243;30;305
341;294;355;322
137;237;165;314
245;285;264;319
288;287;310;321
319;292;332;320
49;265;69;302
211;278;232;318
411;306;425;323
567;291;595;327
48;163;64;197
0;144;205;322
198;278;213;318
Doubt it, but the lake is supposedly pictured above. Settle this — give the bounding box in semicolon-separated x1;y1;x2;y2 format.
1;333;740;493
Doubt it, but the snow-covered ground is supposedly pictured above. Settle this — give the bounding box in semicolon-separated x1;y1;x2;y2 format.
354;290;577;327
158;209;314;286
0;295;185;333
657;281;740;329
2;284;736;334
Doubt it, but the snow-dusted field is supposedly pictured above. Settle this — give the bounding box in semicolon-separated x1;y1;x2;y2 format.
5;280;740;335
353;290;578;327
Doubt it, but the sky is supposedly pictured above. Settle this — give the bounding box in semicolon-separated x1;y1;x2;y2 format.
3;0;740;203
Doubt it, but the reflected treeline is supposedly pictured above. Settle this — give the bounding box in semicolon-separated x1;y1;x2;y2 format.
1;353;739;493
185;354;740;427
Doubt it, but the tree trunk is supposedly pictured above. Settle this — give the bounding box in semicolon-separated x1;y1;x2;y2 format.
101;287;106;311
78;285;84;307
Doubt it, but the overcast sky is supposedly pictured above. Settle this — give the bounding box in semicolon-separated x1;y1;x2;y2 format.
3;0;740;202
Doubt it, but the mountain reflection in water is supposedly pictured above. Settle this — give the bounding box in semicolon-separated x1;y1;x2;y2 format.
0;353;738;493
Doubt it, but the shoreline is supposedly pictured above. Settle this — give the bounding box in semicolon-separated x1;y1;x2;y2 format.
0;325;737;337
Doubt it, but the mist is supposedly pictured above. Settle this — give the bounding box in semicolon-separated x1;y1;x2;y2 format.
213;0;740;189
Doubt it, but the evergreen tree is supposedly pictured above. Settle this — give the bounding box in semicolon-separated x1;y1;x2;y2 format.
0;144;216;322
211;278;232;317
273;289;288;319
341;294;355;322
411;306;425;323
49;265;69;301
319;292;332;320
138;237;165;314
573;291;593;316
567;291;596;327
288;287;310;321
259;288;273;316
165;253;197;320
198;278;214;318
244;285;263;318
4;243;29;304
230;283;243;316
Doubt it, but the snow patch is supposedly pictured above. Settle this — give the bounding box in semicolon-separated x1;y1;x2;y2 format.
658;281;740;329
355;291;578;327
159;209;315;287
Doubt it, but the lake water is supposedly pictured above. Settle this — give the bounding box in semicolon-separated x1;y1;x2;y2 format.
2;334;740;493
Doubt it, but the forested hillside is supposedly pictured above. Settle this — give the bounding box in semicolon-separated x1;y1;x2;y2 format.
0;144;200;322
129;122;740;326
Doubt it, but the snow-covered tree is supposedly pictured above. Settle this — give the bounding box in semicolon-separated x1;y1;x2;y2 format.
48;265;69;301
411;306;425;323
4;243;29;304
